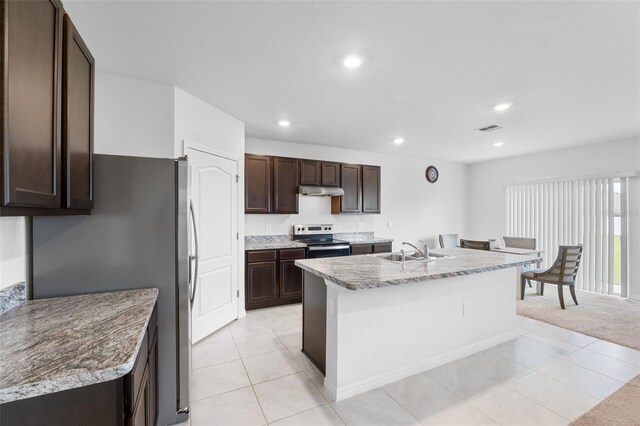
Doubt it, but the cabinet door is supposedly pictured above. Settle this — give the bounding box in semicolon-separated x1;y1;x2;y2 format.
2;0;63;208
362;165;381;213
246;261;277;309
130;365;148;426
147;332;158;426
299;160;321;186
321;162;340;187
245;154;271;213
350;244;373;255
332;164;361;213
273;157;299;214
279;260;303;299
62;15;94;209
373;242;392;253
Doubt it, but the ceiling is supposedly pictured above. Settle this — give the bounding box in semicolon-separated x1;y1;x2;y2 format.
65;1;640;163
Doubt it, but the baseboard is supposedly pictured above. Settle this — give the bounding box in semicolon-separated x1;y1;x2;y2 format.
325;329;519;402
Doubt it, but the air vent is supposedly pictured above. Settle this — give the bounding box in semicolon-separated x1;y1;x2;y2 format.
477;124;504;132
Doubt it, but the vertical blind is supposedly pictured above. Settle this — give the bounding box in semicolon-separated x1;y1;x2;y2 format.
505;177;629;297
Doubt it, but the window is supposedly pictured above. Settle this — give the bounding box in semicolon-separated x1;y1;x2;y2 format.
505;176;631;297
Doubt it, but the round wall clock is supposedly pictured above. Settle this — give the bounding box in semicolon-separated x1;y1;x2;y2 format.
425;166;439;183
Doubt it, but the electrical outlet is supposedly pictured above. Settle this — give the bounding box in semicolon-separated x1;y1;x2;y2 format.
265;224;272;231
463;302;470;316
357;221;363;229
328;299;335;317
388;220;393;228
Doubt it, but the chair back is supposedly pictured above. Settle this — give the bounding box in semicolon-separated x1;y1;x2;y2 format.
539;245;583;283
503;236;536;250
439;234;460;248
460;239;490;251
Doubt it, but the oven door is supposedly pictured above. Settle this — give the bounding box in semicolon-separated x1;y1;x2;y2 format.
307;245;351;258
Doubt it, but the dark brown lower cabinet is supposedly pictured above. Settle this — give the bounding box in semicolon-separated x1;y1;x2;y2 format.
0;303;159;426
280;260;303;299
246;248;305;310
350;242;392;255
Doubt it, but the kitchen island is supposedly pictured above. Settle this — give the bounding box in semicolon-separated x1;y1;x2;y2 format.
295;247;540;401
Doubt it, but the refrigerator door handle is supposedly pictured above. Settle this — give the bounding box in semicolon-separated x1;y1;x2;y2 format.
189;200;200;307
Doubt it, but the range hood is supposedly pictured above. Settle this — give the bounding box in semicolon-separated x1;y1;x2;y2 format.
298;185;344;197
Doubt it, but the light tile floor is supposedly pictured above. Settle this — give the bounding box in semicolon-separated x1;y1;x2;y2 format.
187;304;640;426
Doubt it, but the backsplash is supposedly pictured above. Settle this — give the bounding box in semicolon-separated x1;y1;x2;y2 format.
244;196;378;236
0;281;26;315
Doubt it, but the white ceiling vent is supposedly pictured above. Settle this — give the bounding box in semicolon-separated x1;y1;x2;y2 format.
476;124;504;132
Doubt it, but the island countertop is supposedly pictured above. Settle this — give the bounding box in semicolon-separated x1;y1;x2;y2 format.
0;288;158;403
295;247;540;290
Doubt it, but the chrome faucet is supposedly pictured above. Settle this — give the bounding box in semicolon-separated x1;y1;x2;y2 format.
402;241;425;258
419;240;430;258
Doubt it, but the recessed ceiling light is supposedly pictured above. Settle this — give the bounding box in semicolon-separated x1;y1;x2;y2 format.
278;119;291;128
493;103;512;112
493;141;504;147
393;137;405;145
343;55;363;69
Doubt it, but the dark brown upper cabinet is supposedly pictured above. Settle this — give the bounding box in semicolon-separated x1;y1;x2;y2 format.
1;0;64;211
273;157;299;214
321;162;340;187
300;159;321;186
245;154;272;213
1;1;94;217
332;164;361;213
62;15;94;210
362;165;381;213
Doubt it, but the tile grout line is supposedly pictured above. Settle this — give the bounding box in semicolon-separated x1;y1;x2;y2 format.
231;328;270;426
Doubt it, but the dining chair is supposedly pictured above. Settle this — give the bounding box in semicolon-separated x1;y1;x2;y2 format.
520;245;583;309
503;236;536;250
459;239;490;251
439;234;460;248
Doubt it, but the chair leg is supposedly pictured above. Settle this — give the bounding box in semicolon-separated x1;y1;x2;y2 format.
520;276;526;300
527;279;532;288
569;285;579;306
540;282;544;295
557;285;565;309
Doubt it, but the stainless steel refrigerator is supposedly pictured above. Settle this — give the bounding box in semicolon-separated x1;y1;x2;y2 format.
32;154;192;425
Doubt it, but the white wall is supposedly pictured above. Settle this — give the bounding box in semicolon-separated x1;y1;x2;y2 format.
467;136;640;298
94;71;175;157
0;218;28;289
174;88;245;159
245;138;469;250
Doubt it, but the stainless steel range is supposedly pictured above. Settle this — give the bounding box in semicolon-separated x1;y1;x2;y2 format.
293;224;351;258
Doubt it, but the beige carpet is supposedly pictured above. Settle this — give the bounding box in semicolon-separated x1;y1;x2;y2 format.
516;289;640;350
571;374;640;426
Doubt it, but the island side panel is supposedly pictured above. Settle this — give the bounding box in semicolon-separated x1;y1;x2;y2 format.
325;267;518;401
302;271;327;374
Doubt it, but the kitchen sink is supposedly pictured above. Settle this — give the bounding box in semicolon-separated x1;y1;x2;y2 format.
372;251;453;263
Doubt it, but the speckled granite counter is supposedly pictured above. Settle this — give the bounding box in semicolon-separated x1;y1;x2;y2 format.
245;235;307;250
0;288;158;403
335;232;393;245
342;237;394;245
296;247;540;290
245;233;393;250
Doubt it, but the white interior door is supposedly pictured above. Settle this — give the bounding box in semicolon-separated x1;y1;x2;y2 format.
188;146;239;343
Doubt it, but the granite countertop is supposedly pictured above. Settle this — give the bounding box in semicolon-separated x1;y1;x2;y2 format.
295;247;540;290
245;235;307;250
0;288;158;403
245;233;393;251
342;237;394;245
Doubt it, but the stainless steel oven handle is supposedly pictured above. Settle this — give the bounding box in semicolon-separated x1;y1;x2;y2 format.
307;245;351;251
189;200;200;307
